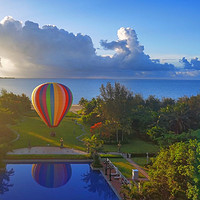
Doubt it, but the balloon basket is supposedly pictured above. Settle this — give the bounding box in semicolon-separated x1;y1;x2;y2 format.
50;131;56;137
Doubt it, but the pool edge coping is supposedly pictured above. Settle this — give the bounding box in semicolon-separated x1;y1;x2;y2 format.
4;159;93;163
100;169;122;200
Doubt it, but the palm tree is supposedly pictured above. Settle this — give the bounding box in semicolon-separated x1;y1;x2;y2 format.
159;103;190;134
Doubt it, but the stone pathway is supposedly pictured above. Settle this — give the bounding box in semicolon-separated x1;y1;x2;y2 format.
7;147;87;155
74;120;87;142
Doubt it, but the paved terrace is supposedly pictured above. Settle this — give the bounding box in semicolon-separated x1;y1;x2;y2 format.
7;147;86;155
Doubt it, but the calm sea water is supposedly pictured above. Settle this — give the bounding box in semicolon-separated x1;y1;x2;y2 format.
0;163;119;200
0;78;200;104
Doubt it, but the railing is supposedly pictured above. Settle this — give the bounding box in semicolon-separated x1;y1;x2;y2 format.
103;158;130;185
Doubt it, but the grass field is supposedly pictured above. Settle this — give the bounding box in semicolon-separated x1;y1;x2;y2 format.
103;139;159;153
7;113;159;155
131;157;150;167
109;158;145;178
10;115;86;151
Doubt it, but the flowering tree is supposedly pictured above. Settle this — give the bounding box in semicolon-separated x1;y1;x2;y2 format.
90;122;102;135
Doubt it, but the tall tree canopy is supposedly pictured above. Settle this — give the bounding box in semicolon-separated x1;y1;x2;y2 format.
144;140;200;200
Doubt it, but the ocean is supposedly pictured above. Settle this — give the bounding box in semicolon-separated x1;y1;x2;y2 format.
0;78;200;104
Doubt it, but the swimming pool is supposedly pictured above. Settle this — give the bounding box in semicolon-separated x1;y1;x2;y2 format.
0;162;119;200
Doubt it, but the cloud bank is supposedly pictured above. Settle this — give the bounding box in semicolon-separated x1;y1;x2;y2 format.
0;16;98;77
180;57;200;70
101;27;175;72
0;16;198;78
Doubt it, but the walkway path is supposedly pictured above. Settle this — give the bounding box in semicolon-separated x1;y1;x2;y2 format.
122;154;150;180
101;152;150;180
7;125;20;144
75;120;87;142
7;147;87;155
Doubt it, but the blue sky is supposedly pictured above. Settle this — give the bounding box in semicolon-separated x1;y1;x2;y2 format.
0;0;199;78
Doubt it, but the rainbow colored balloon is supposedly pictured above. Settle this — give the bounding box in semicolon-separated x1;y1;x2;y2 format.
32;163;72;188
32;83;73;127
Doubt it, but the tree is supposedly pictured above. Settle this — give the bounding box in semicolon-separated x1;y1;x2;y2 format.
82;135;104;167
147;125;167;140
145;95;161;111
161;97;175;108
144;140;200;199
79;97;88;107
0;90;32;147
82;135;103;155
120;183;144;200
132;94;145;107
0;89;31;116
131;105;156;139
0;145;13;168
186;95;200;129
99;82;133;141
158;103;190;134
80;98;104;125
100;82;133;121
90;122;102;135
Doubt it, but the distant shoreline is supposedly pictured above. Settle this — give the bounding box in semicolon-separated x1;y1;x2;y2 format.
31;104;82;113
0;77;15;79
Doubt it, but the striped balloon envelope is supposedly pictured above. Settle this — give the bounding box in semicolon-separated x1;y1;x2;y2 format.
32;163;72;188
32;83;73;127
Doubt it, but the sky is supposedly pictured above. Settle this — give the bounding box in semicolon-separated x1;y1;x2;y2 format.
0;0;199;79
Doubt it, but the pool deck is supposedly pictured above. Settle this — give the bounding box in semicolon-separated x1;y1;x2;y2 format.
100;163;123;200
7;146;87;155
4;159;92;164
100;169;122;200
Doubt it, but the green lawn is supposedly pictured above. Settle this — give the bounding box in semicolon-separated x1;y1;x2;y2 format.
109;158;145;178
103;139;159;153
131;157;150;167
10;116;86;151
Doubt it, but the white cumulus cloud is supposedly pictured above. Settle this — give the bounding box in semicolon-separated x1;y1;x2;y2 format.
101;27;175;71
0;16;196;79
0;16;99;77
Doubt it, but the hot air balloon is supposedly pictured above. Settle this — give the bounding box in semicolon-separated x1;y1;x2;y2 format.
32;163;72;188
31;83;73;132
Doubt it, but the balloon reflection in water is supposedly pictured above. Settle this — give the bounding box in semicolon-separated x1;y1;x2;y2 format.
32;163;72;188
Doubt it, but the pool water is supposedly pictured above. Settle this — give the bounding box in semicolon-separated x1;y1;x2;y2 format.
0;163;119;200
